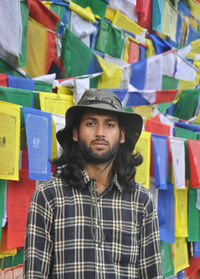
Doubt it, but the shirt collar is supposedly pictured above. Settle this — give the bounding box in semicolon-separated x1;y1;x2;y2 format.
82;171;122;193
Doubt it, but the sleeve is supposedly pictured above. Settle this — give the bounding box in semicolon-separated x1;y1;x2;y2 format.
139;193;163;279
23;186;54;279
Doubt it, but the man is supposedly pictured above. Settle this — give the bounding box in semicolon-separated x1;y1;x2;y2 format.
23;89;163;278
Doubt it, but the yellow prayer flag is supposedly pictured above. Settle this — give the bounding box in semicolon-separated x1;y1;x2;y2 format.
172;237;189;274
112;10;143;36
42;1;51;9
105;7;115;22
133;105;154;123
57;86;72;95
179;80;197;90
123;39;130;63
96;55;122;89
39;92;74;115
134;132;151;189
0;102;20;180
174;187;188;237
146;38;156;58
22;17;47;77
162;0;178;42
69;2;96;22
188;0;200;21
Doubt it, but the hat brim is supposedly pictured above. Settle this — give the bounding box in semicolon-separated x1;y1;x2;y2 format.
57;104;143;152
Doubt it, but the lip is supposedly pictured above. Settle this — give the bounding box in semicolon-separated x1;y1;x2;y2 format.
92;141;108;148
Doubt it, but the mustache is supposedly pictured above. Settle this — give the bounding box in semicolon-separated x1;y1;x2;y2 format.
91;139;109;145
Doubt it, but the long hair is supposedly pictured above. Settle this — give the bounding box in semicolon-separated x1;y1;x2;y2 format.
52;130;143;192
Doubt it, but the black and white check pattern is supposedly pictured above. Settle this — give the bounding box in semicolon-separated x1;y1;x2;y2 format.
23;175;163;278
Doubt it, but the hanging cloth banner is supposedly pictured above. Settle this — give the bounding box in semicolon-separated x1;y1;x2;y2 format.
152;134;168;189
169;137;186;189
95;19;125;59
23;107;52;180
134;131;151;189
8;75;35;91
157;183;175;243
72;0;107;18
172;237;189;274
0;74;8;87
188;188;200;242
160;240;174;278
0;102;20;181
174;187;188;238
188;139;200;188
39;92;73;115
7;170;36;249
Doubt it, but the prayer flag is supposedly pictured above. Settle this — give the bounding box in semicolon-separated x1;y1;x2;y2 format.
174;187;188;237
160;241;174;277
152;134;168;189
8;75;35;91
0;180;6;243
157;184;175;243
23;107;52;180
0;102;20;180
172;237;189;274
188;188;200;242
169;137;186;189
188;139;200;188
7;170;36;249
134;132;151;189
39;92;73;115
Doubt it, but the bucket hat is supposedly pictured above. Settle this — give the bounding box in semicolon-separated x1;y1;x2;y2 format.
57;89;143;151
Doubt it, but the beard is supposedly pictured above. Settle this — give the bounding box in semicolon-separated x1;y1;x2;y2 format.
77;138;120;164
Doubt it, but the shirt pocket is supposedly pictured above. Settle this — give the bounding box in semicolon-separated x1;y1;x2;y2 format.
111;226;138;264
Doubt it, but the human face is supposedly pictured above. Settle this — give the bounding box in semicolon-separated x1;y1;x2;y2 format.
72;110;125;164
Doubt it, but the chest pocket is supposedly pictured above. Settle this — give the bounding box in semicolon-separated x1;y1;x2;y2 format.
111;226;139;264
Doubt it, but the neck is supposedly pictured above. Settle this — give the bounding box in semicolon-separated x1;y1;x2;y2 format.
85;162;113;194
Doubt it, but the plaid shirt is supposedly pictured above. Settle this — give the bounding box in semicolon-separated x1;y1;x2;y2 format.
23;175;163;279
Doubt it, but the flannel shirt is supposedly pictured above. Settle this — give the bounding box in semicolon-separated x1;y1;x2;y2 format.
23;175;163;279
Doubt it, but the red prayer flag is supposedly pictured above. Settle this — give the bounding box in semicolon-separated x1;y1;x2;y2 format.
128;41;140;64
7;170;35;249
0;74;8;87
28;0;60;32
188;139;200;188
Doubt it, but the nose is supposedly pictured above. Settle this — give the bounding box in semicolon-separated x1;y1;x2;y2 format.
95;123;105;138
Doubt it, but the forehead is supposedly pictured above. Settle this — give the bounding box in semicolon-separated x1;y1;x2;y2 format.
81;109;119;122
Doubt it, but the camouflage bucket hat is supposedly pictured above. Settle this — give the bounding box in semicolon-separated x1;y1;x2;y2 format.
56;89;143;151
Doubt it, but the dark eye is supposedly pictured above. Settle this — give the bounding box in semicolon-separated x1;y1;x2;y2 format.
86;121;95;127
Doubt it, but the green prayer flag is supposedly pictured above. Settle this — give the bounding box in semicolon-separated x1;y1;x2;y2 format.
0;59;24;77
188;188;200;242
0;180;6;243
62;28;94;77
50;3;67;32
95;20;125;59
34;81;52;92
175;126;197;140
72;0;107;18
173;88;200;120
18;2;29;67
160;241;174;278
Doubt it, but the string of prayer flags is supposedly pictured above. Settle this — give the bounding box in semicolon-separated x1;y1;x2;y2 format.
174;187;188;237
134;131;151;189
0;102;20;181
23;107;52;180
160;241;174;278
152;134;168;189
172;237;189;274
188;188;200;242
7;170;36;249
188;139;200;188
169;137;186;189
157;184;175;243
39;91;73;115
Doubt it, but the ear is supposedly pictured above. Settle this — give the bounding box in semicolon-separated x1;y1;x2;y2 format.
120;127;125;144
72;127;79;142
